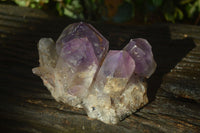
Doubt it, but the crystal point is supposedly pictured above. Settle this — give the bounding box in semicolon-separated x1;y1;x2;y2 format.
56;22;109;61
93;50;135;94
55;37;98;98
124;38;157;78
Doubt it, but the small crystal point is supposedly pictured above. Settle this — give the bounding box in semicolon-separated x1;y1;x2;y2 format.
124;38;157;78
93;50;135;94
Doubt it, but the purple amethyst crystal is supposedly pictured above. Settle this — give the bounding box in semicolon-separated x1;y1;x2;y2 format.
93;50;135;94
32;22;156;124
56;38;98;98
56;22;109;62
124;38;157;78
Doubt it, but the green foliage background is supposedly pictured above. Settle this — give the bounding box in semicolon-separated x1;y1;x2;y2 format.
1;0;200;23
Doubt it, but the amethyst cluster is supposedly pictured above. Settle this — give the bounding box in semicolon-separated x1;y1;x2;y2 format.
32;22;156;124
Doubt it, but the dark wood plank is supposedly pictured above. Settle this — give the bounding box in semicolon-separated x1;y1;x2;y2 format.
162;46;200;102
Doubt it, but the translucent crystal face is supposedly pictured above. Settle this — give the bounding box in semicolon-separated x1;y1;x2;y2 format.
123;38;157;78
54;22;109;98
33;22;157;124
55;38;98;97
56;22;109;62
93;50;135;94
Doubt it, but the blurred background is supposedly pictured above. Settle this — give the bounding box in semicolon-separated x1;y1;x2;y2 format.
0;0;200;25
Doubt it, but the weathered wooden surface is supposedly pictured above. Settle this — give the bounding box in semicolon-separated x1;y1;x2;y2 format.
0;4;200;133
162;45;200;102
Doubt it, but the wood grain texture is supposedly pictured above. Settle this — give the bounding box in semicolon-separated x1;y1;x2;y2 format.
162;46;200;102
0;4;200;133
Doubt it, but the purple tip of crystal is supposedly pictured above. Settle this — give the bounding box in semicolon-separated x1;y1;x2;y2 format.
56;22;109;62
124;38;157;78
98;50;135;79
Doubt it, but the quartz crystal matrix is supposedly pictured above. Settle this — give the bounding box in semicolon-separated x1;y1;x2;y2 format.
32;22;156;124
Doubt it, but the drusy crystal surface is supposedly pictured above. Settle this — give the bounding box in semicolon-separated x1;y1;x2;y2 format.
32;22;156;124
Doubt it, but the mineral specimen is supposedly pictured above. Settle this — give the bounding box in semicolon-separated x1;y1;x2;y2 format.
124;38;157;78
32;22;156;124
